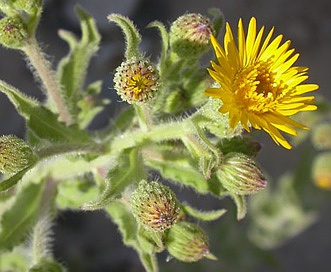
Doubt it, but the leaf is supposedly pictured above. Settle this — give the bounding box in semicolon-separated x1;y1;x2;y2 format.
147;21;168;73
108;13;141;59
27;106;92;144
105;201;138;247
0;79;39;120
208;8;224;38
105;201;159;272
29;258;65;272
57;5;101;118
0;167;31;192
229;193;247;220
0;248;29;271
77;80;109;129
56;178;98;210
144;148;211;194
81;148;145;210
0;181;45;251
182;204;227;221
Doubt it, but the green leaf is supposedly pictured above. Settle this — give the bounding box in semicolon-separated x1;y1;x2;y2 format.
0;181;45;251
27;106;92;144
208;8;224;38
0;167;31;192
108;13;141;59
56;177;98;210
105;201;158;272
145;148;211;194
137;226;164;254
0;248;29;271
77;80;109;129
147;21;168;73
229;193;247;220
81;148;145;210
57;5;101;119
182;204;227;221
29;258;65;272
0;79;39;120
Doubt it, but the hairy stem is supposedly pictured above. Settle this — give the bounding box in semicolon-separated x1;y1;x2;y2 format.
23;37;73;125
31;179;57;265
110;118;194;153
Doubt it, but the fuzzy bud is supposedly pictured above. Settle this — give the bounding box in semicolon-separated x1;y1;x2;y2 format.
113;57;160;104
169;13;214;58
217;152;267;195
312;152;331;190
311;123;331;150
0;16;28;49
0;135;36;174
130;180;180;232
165;221;215;262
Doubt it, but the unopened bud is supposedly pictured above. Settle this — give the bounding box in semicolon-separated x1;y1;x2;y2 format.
130;180;180;232
0;16;28;49
0;135;36;174
217;152;267;195
312;152;331;190
113;57;160;104
169;13;215;58
311;123;331;150
165;221;216;262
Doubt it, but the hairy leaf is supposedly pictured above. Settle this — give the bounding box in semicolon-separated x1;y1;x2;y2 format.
182;204;227;221
0;79;38;120
0;181;45;251
108;13;141;59
81;148;145;210
105;201;158;272
57;5;101;119
0;167;31;192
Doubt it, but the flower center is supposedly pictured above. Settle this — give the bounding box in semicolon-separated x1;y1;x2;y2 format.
233;61;279;113
129;73;150;95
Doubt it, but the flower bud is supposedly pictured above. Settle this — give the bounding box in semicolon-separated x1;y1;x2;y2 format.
0;16;28;49
130;180;180;232
311;123;331;150
165;221;215;262
169;13;215;58
217;152;267;195
0;135;36;174
312;152;331;190
113;57;160;104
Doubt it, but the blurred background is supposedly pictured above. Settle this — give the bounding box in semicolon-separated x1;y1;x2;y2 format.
0;0;330;271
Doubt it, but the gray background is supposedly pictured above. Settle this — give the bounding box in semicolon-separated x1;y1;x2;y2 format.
0;0;330;271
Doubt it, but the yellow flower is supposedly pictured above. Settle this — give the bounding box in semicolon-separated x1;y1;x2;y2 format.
205;17;319;149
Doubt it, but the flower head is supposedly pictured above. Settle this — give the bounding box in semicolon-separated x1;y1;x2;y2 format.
130;180;180;232
165;221;216;262
0;135;36;174
217;152;267;195
205;17;319;149
114;57;160;104
170;13;215;58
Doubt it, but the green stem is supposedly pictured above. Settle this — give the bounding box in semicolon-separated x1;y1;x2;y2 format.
23;37;73;125
110;119;194;153
31;179;57;265
134;104;153;131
